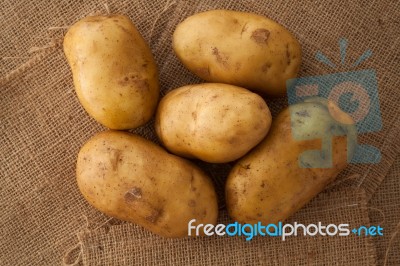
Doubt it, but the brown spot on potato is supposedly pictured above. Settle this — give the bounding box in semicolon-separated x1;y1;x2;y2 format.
261;63;271;72
118;76;131;85
212;47;229;68
116;24;131;35
124;187;142;202
191;112;197;120
149;176;156;183
261;181;266;188
146;209;162;223
240;22;248;36
189;171;197;191
118;74;149;91
190;171;194;183
237;166;249;176
109;149;122;171
251;29;270;45
188;200;196;207
296;110;310;117
220;108;229;119
286;44;291;65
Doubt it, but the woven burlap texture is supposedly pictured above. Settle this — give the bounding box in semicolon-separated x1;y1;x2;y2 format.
78;190;376;266
369;155;400;266
1;0;399;265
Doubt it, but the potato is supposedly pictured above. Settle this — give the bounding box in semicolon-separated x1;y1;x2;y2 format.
173;10;301;96
64;15;159;129
155;83;272;163
76;131;218;238
225;98;357;225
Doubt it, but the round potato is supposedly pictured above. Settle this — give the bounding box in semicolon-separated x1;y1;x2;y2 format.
155;83;272;163
226;98;357;225
173;10;301;96
76;131;218;238
64;15;159;129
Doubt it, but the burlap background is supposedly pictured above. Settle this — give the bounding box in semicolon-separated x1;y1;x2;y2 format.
369;155;400;266
1;0;399;265
78;190;376;266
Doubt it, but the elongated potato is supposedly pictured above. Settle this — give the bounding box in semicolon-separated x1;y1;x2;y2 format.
173;10;301;96
64;15;159;129
226;99;357;225
76;131;218;238
155;83;272;163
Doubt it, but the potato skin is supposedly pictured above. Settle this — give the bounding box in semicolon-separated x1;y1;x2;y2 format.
64;15;159;129
173;10;301;96
226;99;356;225
155;83;272;163
76;131;218;238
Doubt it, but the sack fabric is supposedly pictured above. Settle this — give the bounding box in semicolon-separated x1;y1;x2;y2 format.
1;0;399;265
78;190;376;266
369;155;400;266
